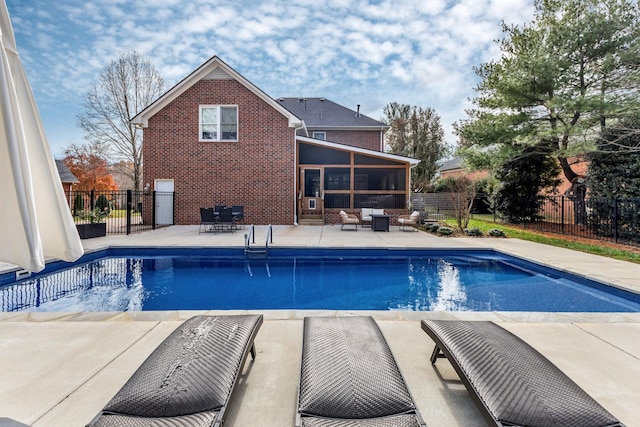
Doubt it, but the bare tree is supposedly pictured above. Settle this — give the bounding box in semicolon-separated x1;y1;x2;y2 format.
78;51;165;190
443;176;478;232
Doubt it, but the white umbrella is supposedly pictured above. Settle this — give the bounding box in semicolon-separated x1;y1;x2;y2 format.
0;0;83;272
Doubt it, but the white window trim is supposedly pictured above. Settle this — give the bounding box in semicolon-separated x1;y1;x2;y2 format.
199;105;238;142
312;131;326;140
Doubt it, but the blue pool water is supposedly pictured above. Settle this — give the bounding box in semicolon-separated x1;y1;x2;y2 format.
1;248;639;312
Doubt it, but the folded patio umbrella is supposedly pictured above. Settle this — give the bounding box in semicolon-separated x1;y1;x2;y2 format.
0;0;83;272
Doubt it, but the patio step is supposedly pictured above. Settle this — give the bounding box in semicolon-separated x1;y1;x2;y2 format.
299;217;324;226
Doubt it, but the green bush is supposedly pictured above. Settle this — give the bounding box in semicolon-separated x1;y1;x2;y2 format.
437;226;453;236
428;224;440;232
73;193;84;216
488;228;506;237
95;194;111;215
464;227;483;237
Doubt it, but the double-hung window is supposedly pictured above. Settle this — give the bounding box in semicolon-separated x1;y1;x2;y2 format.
199;105;238;141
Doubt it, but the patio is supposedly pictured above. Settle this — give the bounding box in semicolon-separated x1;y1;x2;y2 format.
1;225;639;426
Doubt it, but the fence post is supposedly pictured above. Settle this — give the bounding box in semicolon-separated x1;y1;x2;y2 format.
561;196;565;234
90;189;95;211
152;191;157;230
126;190;132;235
613;198;618;243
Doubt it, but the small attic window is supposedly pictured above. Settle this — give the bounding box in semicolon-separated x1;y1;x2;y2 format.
312;131;326;140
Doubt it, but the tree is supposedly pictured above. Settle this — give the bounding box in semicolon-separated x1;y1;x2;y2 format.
587;116;640;240
383;102;448;191
440;175;479;231
78;51;165;190
494;144;561;223
457;0;640;195
62;142;118;191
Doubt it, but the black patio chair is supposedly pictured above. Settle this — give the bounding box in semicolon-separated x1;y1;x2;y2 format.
199;207;217;234
216;207;237;232
231;205;244;228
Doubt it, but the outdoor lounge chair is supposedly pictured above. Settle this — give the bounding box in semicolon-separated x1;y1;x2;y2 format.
339;210;359;231
87;314;263;427
199;207;217;234
296;316;426;427
398;211;420;231
421;320;624;427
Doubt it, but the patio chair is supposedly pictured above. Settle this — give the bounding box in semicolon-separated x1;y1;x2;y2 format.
339;210;359;231
296;316;426;427
87;314;263;427
398;210;420;231
199;207;217;234
214;204;226;216
421;320;624;427
231;205;244;228
216;207;237;232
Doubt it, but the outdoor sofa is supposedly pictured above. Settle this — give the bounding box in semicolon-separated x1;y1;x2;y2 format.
421;320;624;427
360;208;385;228
87;314;263;427
296;316;426;426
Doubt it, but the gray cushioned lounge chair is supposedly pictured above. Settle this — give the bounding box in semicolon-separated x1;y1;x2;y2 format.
422;320;624;427
88;314;263;427
297;316;426;427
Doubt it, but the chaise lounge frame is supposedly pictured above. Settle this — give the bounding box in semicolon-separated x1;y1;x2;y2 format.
421;320;624;427
296;316;426;427
87;314;263;427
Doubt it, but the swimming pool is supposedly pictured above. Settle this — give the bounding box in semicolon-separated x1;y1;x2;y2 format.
2;248;639;312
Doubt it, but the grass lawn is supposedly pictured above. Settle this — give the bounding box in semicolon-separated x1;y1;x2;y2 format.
444;218;640;264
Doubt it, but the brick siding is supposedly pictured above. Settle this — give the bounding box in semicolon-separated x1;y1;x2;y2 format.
318;129;383;151
143;79;296;225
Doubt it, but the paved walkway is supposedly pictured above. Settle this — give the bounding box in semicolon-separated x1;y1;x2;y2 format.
1;225;639;426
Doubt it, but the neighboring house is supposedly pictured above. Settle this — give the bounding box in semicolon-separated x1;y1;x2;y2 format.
438;155;588;196
437;157;488;181
131;56;419;225
55;159;79;193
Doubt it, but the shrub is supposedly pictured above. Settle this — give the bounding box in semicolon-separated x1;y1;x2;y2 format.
464;227;483;237
73;193;84;216
437;226;453;236
488;228;506;237
428;224;440;232
95;194;111;215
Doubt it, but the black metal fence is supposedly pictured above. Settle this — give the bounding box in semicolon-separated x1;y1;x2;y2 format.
412;193;640;247
64;190;174;235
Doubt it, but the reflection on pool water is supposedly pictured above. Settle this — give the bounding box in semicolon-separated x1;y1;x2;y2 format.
1;248;639;313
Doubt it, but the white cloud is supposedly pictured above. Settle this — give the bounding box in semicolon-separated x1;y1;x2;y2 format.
5;0;537;154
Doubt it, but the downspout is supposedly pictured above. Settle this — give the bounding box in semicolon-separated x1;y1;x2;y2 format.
380;127;384;152
293;121;305;226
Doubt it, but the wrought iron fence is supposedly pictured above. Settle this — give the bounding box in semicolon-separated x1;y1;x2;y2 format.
64;189;174;235
411;193;640;247
495;195;640;247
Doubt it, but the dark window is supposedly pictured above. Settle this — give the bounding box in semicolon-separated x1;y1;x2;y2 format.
325;168;350;190
299;143;350;164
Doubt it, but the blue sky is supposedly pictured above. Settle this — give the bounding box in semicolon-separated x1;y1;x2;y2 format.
6;0;534;158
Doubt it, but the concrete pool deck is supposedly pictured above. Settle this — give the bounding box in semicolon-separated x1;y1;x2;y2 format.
1;224;639;426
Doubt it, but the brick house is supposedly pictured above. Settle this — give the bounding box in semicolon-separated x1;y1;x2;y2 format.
131;56;419;225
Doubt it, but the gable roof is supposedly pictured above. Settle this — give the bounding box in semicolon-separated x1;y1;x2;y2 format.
278;97;388;130
297;135;420;166
438;156;464;172
55;159;79;184
130;56;302;128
